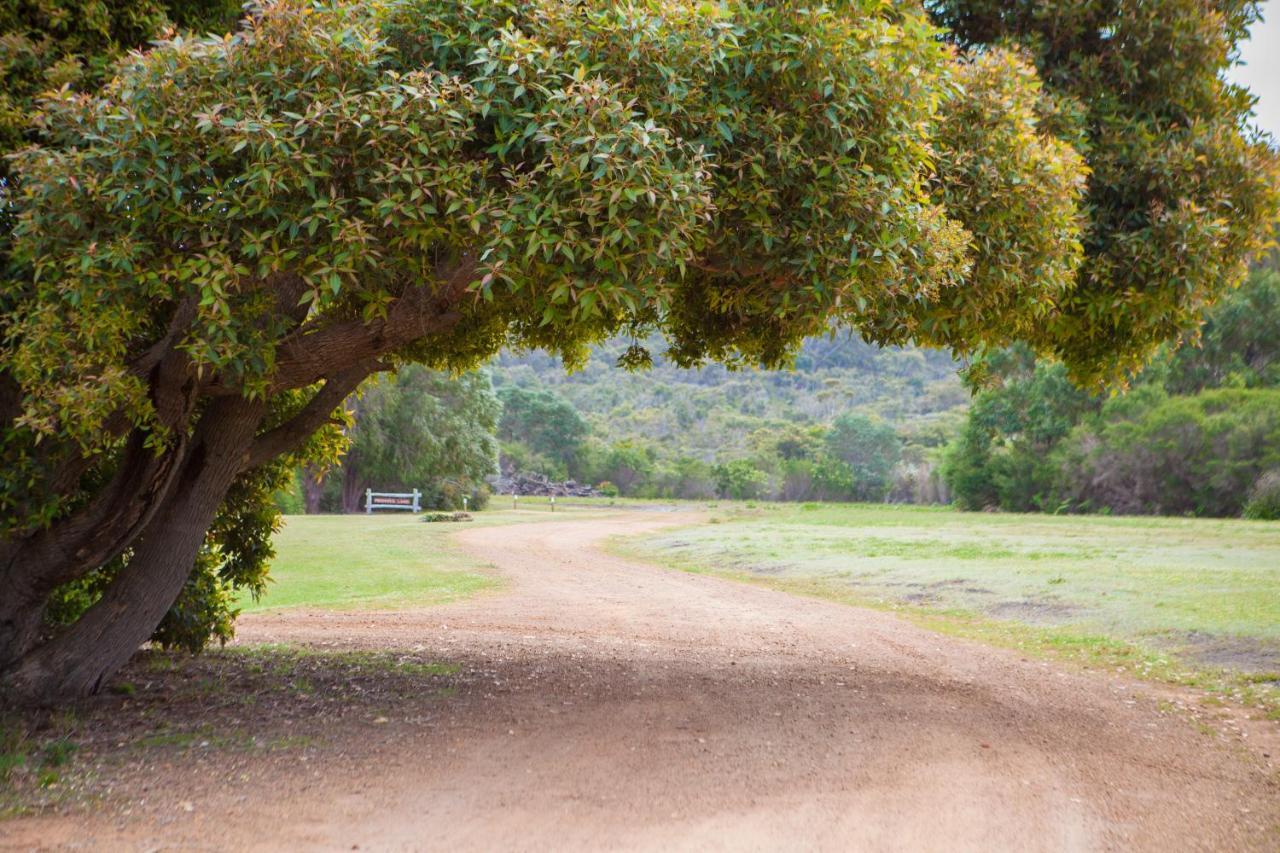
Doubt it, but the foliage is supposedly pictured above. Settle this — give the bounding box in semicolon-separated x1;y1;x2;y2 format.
273;470;305;515
1243;471;1280;522
713;458;768;501
942;350;1099;511
420;511;472;523
944;257;1280;517
0;1;243;181
1053;388;1280;518
929;0;1280;379
1161;257;1280;393
496;385;588;475
821;414;902;502
597;441;655;496
493;336;965;500
331;367;500;511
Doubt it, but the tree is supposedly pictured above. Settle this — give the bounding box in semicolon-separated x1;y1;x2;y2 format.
822;414;902;502
496;385;588;476
1;0;1275;703
600;441;654;496
1162;255;1280;393
714;458;768;501
942;349;1100;511
928;0;1278;379
336;367;500;511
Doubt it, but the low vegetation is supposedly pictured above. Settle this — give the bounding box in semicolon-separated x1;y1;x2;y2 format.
616;503;1280;712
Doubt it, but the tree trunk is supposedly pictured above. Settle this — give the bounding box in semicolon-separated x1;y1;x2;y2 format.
301;465;325;514
0;397;264;704
341;461;365;514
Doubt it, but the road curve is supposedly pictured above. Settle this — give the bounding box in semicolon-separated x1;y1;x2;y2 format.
8;511;1278;851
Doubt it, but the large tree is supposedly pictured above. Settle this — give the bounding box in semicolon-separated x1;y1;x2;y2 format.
0;0;1275;703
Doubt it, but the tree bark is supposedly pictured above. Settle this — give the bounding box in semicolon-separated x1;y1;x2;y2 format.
0;288;463;704
341;462;365;514
301;465;325;514
0;396;265;704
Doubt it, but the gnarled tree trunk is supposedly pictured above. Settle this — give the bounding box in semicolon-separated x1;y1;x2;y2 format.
0;397;265;703
1;273;464;705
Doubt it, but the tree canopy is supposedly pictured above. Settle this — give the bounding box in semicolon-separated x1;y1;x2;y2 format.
1;0;1275;702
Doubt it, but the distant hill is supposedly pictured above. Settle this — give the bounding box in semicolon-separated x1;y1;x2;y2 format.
490;336;968;463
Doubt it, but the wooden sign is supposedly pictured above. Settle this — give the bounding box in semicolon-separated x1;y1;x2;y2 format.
365;489;421;513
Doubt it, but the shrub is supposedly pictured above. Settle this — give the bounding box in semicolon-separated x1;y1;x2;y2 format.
1244;471;1280;521
714;459;769;500
1053;388;1280;517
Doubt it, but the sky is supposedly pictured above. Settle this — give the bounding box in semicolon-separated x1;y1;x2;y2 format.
1229;3;1280;139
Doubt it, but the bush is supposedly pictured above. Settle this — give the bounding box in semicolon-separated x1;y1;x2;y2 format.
1244;471;1280;520
822;415;902;502
1053;388;1280;517
597;481;620;497
421;512;473;523
421;478;489;511
714;459;768;500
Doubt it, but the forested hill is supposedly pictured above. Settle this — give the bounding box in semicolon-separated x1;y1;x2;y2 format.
490;337;967;464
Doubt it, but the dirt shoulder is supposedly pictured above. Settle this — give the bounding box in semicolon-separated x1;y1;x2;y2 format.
5;511;1279;851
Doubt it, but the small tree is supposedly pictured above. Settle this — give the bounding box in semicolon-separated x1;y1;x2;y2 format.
1;0;1275;702
496;386;589;477
822;415;902;502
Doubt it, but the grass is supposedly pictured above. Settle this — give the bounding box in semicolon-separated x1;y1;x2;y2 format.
238;513;500;612
613;502;1280;713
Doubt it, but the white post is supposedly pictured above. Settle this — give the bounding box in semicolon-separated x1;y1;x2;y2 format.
412;488;421;513
365;488;372;514
462;495;469;512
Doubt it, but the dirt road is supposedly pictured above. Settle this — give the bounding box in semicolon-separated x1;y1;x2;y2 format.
8;512;1279;851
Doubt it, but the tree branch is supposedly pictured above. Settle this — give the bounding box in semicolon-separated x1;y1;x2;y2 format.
243;361;375;470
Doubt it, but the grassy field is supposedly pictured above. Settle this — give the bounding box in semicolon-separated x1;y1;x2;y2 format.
246;502;1280;708
238;514;500;612
613;502;1280;710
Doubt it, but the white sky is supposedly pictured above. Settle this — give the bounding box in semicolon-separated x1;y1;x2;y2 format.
1228;2;1280;139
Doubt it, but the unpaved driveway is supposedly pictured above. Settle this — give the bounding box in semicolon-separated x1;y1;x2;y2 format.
7;511;1279;851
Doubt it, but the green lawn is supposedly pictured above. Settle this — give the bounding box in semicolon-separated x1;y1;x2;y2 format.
239;514;499;612
614;503;1280;708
